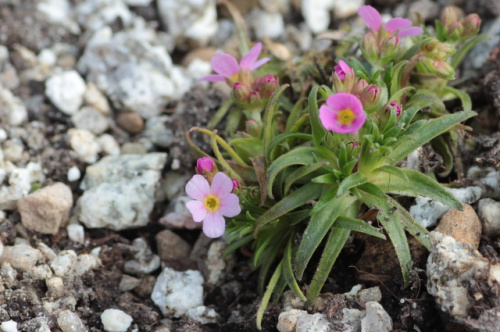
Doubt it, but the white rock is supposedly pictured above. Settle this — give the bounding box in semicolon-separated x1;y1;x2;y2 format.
67;224;85;243
38;243;58;262
67;166;81;182
187;306;219;324
2;139;24;162
27;264;53;280
74;254;100;276
157;0;218;47
0;87;27;126
72;106;109;135
97;134;120;156
37;0;80;34
478;198;500;236
101;308;133;332
250;8;285;39
76;0;133;31
45;71;86;115
0;165;32;210
76;153;166;230
50;250;77;277
151;267;204;317
0;129;7;142
206;241;233;286
67;128;102;163
282;290;306;311
301;0;336;34
123;238;160;275
0;46;20;90
124;0;152;5
46;276;65;298
277;309;308;332
467;166;500;199
0;321;18;332
37;49;57;67
1;263;18;285
84;82;111;115
333;0;363;18
410;186;483;228
427;232;489;318
296;312;331;332
57;310;86;332
0;245;42;272
361;302;392;332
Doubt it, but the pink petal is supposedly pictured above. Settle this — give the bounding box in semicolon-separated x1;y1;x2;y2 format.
250;57;270;71
219;193;241;217
185;174;210;200
186;200;207;222
211;53;239;78
338;60;354;75
326;93;363;113
384;18;412;34
198;74;226;82
210;172;234;199
240;42;263;69
203;212;226;238
319;104;337;131
397;27;423;37
358;5;382;31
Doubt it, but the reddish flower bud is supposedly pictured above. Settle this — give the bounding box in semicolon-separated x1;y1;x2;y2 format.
253;75;279;100
432;61;455;80
196;157;214;174
379;35;400;65
360;32;379;64
462;14;481;37
446;21;464;42
231;179;240;191
351;79;369;96
249;91;262;104
385;101;402;116
233;82;252;103
441;6;462;28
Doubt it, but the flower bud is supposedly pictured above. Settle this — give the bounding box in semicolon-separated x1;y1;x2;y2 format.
332;60;355;92
441;6;462;28
231;179;240;192
233;82;252;103
351;79;369;96
360;32;379;65
360;85;380;113
462;14;481;37
196;157;215;174
446;21;464;42
385;101;402;116
253;75;279;100
379;35;400;66
431;61;455;80
249;91;262;104
421;38;439;57
245;119;261;137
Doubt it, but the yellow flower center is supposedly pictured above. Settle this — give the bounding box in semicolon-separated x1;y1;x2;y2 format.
338;109;355;125
204;194;220;212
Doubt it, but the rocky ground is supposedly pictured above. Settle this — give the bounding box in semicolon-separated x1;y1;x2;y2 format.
0;0;499;331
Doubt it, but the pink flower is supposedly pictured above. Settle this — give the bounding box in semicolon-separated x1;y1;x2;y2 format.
185;172;241;238
334;60;354;81
199;43;270;83
196;157;214;174
358;5;423;37
319;93;366;134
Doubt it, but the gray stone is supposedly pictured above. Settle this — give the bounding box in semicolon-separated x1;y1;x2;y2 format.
187;306;219;324
119;275;141;292
151;267;204;317
76;0;133;31
206;241;234;286
45;71;86;115
67;129;102;163
0;46;20;90
50;250;77;277
296;313;331;332
277;309;308;332
358;287;382;304
124;238;161;275
427;232;489;318
0;245;42;272
478;198;500;236
155;230;191;261
18;182;73;235
0;87;27;126
361;302;392;332
71;106;109;135
76;153;166;230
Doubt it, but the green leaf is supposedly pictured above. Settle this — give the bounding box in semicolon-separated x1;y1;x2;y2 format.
286;98;307;132
283;239;307;300
336;216;386;239
267;147;324;198
223;234;253;258
207;99;233;130
263;84;290;165
386;110;476;164
370;167;462;210
310;184;338;215
295;193;356;279
372;165;409;181
451;34;489;68
312;173;337;184
231;137;264;162
306;227;351;304
285;162;329;195
266;132;312;161
256;260;283;330
441;86;472;112
254;182;322;236
431;135;454;177
337;172;368;197
308;86;327;147
358;183;411;285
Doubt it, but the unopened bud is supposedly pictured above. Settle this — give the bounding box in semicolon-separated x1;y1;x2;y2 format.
385;101;402;116
447;21;464;42
233;82;252;103
434;42;455;61
351;79;369;96
333;60;354;82
360;32;379;64
253;75;279;99
441;6;462;28
232;179;240;192
332;60;355;92
421;38;439;57
245;119;261;137
432;61;455;80
379;35;400;65
249;91;262;104
196;157;215;175
462;14;481;37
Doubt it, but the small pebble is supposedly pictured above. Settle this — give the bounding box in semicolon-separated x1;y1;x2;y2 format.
0;321;18;332
67;224;85;243
57;310;86;332
116;113;144;134
435;204;482;249
101;309;133;332
478;198;500;236
46;276;65;298
67;166;81;182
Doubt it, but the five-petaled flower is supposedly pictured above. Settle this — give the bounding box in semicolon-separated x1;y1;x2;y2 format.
358;5;423;37
319;93;366;134
185;172;241;238
199;43;270;83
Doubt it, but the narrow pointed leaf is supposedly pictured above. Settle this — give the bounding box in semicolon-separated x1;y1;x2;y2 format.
308;86;327;147
451;34;489;68
284;162;329;195
256;260;283;330
372;165;409;181
337;172;368;197
263;85;290;165
283;240;307;300
336;216;386;239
